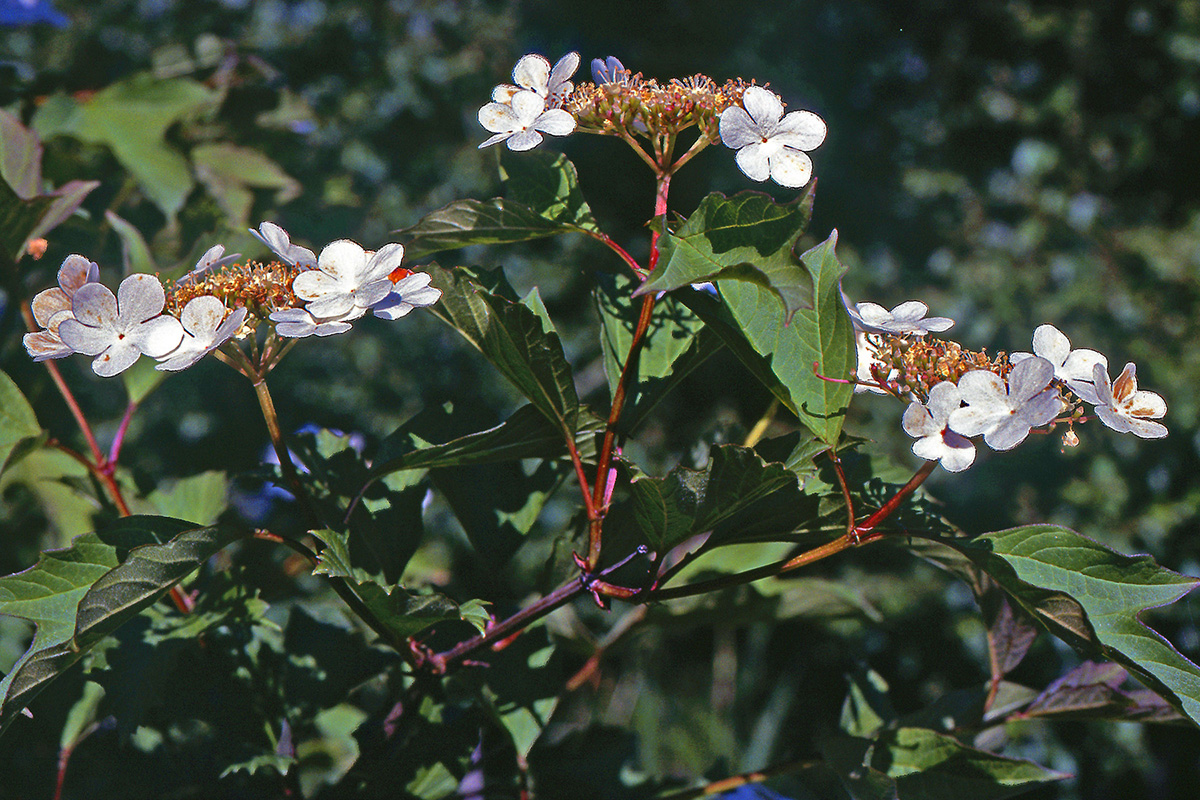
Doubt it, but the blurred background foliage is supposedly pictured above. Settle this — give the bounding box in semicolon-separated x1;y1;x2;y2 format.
2;0;1199;798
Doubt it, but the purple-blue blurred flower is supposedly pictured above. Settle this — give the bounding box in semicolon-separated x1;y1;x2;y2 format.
591;55;626;84
0;0;69;27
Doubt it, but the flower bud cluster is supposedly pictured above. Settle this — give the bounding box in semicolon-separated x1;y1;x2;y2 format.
846;296;1168;473
24;222;441;377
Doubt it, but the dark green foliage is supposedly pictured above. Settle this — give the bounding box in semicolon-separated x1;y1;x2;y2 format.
2;1;1199;798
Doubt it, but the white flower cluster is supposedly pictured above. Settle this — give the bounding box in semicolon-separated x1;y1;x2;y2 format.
24;249;249;377
24;223;442;377
847;299;1168;473
719;86;827;189
254;223;440;338
478;52;579;151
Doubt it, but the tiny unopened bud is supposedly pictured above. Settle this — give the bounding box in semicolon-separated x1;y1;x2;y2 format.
27;238;48;259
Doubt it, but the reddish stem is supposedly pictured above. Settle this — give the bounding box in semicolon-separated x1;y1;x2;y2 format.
585;230;645;278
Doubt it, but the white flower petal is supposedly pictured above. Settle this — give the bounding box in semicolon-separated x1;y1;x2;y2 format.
479;101;520;132
512;54;551;94
734;142;771;182
510;90;548;119
23;330;73;361
774;109;827;150
31;287;71;327
767;147;813;188
533;108;576;137
740;86;784;131
317;239;369;282
58;255;99;294
115;274;167;324
719;106;761;149
90;341;142;377
131;315;184;358
71;282;118;329
548;52;580;90
506;129;545;151
1007;356;1054;404
478;131;513;149
364;243;406;282
1031;324;1071;367
251;222;317;269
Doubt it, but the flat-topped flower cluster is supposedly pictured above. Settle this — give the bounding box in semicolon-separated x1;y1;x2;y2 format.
848;297;1168;472
24;223;441;377
479;52;827;188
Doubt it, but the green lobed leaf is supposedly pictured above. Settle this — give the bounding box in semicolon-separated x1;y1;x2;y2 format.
937;525;1200;727
877;727;1066;797
192;142;301;227
0;516;239;736
595;272;707;410
498;149;598;231
0;448;101;542
396;199;566;259
428;265;579;434
312;528;489;641
640;187;815;321
398;151;595;258
145;470;230;527
622;444;803;552
433;458;566;564
0;370;41;476
32;74;219;219
718;229;855;445
292;429;426;587
0;108;42;198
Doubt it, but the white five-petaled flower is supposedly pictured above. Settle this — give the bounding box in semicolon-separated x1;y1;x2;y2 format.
847;298;955;336
948;357;1061;451
1091;362;1168;439
156;297;248;372
492;52;580;107
478;89;576;151
57;274;184;377
903;381;976;472
373;271;442;320
251;221;317;269
719;86;827;188
23;254;100;361
292;239;403;322
1010;324;1107;404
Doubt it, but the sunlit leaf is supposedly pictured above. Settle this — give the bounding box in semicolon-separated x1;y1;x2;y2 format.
312;528;489;641
934;525;1200;727
32;74;219;219
192;143;301;228
595;272;707;409
0;516;240;736
399;151;595;258
0;370;41;476
718;230;855;444
640;187;815;320
620;444;804;552
499;149;597;231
